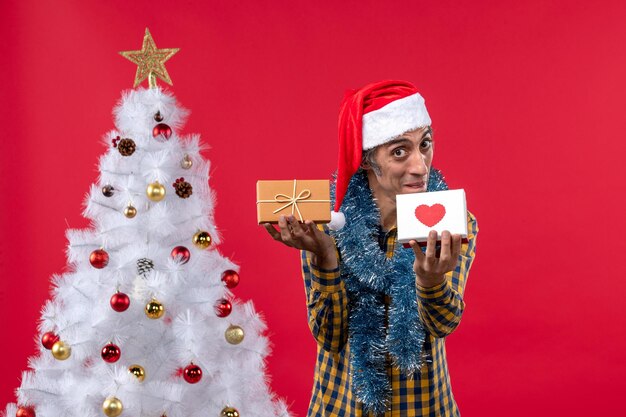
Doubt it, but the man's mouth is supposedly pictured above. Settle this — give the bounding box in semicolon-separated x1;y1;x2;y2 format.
403;182;426;191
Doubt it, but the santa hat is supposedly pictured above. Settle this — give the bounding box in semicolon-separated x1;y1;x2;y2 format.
329;80;431;230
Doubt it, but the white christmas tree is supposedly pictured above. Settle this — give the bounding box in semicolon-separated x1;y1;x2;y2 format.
4;29;290;417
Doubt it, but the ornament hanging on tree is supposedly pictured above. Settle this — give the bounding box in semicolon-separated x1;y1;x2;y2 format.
117;138;136;156
102;185;114;197
153;111;164;122
102;397;123;417
90;249;109;269
124;204;137;218
225;325;244;345
171;246;190;264
173;177;192;198
192;230;212;249
181;154;193;169
101;343;121;363
221;270;240;289
221;406;240;417
51;340;71;360
152;123;172;140
183;363;202;384
137;258;155;276
16;406;36;417
41;332;59;350
214;299;232;318
145;299;165;319
128;364;146;382
146;181;166;202
110;292;130;312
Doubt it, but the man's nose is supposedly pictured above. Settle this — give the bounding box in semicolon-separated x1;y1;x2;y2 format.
408;152;429;176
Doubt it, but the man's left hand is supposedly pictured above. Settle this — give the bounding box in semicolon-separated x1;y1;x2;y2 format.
409;230;461;288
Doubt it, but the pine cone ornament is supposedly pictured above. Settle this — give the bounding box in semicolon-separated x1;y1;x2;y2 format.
173;178;193;199
137;258;154;276
117;138;136;156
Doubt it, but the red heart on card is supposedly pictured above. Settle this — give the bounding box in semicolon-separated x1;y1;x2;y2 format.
414;204;446;227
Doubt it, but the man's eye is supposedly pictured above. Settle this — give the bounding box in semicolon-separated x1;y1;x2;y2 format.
392;148;407;157
420;139;433;149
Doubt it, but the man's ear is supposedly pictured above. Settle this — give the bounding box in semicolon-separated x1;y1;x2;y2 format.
360;150;373;171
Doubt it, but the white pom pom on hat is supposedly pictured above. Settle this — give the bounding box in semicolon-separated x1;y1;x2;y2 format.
328;210;346;231
330;80;431;230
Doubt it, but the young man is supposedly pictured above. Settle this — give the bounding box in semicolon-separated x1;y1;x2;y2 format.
264;80;478;416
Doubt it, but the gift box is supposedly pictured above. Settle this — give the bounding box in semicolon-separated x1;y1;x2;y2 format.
396;189;468;246
256;179;331;224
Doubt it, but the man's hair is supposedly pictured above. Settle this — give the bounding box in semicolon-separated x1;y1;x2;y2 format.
361;147;382;176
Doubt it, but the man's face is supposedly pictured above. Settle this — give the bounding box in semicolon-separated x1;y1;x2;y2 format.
365;126;434;202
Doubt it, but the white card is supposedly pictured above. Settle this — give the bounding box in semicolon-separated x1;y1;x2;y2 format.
396;189;468;244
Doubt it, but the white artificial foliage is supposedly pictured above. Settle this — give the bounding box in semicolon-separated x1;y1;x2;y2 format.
38;297;63;332
5;87;291;417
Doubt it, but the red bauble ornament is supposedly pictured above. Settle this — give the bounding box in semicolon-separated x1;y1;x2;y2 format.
221;270;240;289
16;406;35;417
214;298;232;318
171;246;190;264
152;123;172;140
41;331;60;350
101;343;121;363
183;363;202;384
110;292;130;312
90;249;109;269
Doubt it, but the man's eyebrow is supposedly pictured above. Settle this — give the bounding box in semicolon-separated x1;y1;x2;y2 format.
386;128;433;146
384;137;411;147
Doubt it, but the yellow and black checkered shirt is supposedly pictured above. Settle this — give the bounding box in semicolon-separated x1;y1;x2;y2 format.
301;212;478;417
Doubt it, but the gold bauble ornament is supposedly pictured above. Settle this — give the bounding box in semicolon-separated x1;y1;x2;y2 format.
102;396;123;417
181;155;193;169
124;205;137;218
51;340;71;360
192;231;212;249
145;299;165;319
146;182;166;202
225;325;245;345
128;364;146;382
221;407;240;417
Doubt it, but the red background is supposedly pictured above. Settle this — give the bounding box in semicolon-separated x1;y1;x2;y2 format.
1;1;625;415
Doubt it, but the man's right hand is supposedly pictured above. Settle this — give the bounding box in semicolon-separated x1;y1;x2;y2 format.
263;215;338;270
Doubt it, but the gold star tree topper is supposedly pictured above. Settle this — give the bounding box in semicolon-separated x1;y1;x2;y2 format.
120;28;180;88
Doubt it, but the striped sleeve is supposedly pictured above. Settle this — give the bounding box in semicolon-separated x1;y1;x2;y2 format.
301;249;349;353
416;211;478;338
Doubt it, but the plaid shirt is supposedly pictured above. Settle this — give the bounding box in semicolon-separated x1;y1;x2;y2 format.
301;212;478;417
